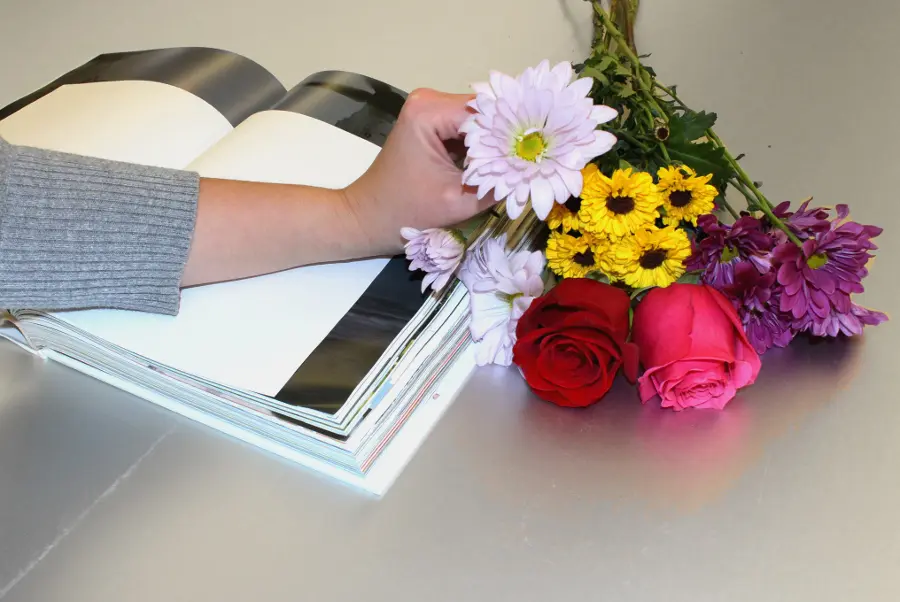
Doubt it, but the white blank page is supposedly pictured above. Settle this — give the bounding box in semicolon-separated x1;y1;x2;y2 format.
0;81;232;168
56;111;387;396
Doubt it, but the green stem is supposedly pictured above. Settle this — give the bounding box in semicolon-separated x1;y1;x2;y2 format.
592;2;668;122
718;193;741;221
707;130;768;208
594;1;803;248
655;80;779;212
729;179;759;209
608;127;651;151
756;199;803;247
658;143;671;162
727;178;800;244
653;81;687;110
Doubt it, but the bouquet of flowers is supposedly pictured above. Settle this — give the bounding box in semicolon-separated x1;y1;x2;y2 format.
402;0;887;411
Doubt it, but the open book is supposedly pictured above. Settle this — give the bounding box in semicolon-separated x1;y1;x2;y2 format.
0;47;539;495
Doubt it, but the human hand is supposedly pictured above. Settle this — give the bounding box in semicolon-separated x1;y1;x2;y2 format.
341;88;497;255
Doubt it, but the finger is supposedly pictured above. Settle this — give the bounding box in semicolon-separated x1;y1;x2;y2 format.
461;184;502;215
434;93;476;141
405;89;476;140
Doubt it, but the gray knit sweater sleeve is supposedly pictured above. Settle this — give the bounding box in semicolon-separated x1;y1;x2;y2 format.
0;136;199;315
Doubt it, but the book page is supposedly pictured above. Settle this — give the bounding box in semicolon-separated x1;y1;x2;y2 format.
0;80;232;168
54;110;389;398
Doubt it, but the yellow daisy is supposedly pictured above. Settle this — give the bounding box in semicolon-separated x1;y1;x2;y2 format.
578;168;660;240
547;163;599;232
547;198;586;233
657;165;718;226
546;230;610;279
607;226;692;289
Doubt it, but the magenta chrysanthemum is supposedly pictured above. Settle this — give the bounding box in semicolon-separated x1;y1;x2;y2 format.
724;262;794;354
795;302;889;338
771;199;831;240
688;214;775;289
459;60;618;220
773;205;883;335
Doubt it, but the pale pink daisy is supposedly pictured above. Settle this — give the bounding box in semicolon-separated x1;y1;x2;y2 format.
459;234;545;367
460;60;618;220
401;227;466;293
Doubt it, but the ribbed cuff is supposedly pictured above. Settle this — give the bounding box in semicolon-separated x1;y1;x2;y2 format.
0;141;199;315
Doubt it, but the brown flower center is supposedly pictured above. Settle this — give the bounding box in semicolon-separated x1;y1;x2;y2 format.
669;189;693;208
564;197;582;213
573;251;595;267
639;249;667;269
607;195;635;215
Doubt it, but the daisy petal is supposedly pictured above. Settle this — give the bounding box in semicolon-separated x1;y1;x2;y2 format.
559;167;584;197
581;130;618;159
590;105;618;125
530;178;555;220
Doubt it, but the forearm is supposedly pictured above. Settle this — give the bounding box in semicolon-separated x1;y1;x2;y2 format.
180;178;401;287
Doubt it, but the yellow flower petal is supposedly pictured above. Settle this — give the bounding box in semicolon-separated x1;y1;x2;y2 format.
613;225;692;289
546;230;611;280
656;165;718;226
578;168;660;240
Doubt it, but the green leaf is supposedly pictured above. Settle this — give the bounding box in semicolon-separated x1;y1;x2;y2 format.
614;62;633;77
666;139;732;189
668;110;718;143
542;270;559;294
677;271;702;285
586;271;611;284
581;66;609;86
630;286;655;300
595;54;616;73
615;81;637;99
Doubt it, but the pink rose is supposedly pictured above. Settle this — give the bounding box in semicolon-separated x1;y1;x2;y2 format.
632;284;761;411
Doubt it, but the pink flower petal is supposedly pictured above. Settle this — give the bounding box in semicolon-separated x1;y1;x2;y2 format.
471;81;494;98
494;178;512;200
559;166;584;197
400;227;421;240
581;130;618;159
550;62;573;91
557;150;583;170
547;172;570;203
567;77;594;101
530;178;555;220
590;105;618;124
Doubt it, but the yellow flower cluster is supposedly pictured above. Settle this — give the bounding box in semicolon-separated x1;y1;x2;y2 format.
545;164;713;289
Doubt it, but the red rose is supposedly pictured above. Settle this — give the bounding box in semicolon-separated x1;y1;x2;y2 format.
513;278;639;408
631;284;761;411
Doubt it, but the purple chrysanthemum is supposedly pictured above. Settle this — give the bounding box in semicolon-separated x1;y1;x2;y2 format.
796;303;889;338
772;199;831;240
459;60;618;220
688;214;775;288
773;205;883;334
724;262;795;354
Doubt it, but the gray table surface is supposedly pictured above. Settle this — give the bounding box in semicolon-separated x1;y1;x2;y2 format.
2;0;900;600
